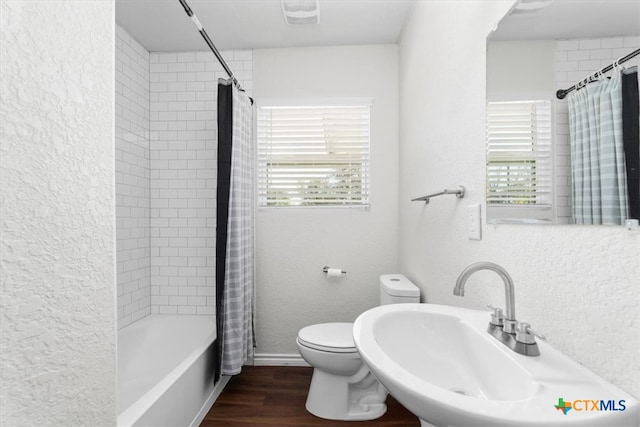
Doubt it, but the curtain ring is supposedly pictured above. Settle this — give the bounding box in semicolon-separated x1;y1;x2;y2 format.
612;58;624;79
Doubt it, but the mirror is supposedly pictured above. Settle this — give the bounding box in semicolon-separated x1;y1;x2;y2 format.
486;0;640;225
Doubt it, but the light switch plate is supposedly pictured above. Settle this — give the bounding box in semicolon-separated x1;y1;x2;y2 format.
468;203;481;240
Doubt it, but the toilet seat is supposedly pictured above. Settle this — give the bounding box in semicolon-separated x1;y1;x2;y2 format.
297;322;358;353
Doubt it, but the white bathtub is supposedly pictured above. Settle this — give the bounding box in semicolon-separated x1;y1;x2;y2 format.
117;315;219;427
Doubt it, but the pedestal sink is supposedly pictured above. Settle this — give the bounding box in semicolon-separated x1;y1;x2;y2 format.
353;303;638;427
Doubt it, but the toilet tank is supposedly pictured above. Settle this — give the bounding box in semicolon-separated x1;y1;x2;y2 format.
379;274;420;305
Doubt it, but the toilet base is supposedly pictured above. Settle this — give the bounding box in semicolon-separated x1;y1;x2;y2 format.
305;365;387;421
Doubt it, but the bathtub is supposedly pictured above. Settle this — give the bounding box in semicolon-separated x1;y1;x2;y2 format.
117;315;223;427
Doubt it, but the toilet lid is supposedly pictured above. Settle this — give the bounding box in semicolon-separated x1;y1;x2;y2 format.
297;322;357;353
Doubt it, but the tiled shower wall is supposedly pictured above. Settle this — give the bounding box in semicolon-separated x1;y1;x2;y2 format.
116;25;151;328
115;25;253;325
554;35;640;224
148;50;252;315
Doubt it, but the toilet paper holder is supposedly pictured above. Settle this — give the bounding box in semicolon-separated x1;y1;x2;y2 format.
323;266;347;275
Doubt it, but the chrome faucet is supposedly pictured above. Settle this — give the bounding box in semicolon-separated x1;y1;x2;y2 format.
454;262;545;356
454;262;517;333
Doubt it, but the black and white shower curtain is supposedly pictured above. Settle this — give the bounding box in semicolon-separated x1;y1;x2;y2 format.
216;79;254;378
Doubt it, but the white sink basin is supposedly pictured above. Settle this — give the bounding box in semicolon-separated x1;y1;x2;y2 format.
353;303;639;427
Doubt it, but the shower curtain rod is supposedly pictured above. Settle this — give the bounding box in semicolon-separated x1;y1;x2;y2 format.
178;0;244;92
556;48;640;100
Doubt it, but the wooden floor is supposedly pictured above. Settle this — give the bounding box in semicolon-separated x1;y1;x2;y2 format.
201;366;420;426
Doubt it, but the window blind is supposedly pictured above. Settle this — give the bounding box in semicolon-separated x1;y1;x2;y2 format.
257;104;370;207
486;100;552;207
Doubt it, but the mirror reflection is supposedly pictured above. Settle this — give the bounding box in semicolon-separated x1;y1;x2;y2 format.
486;0;640;225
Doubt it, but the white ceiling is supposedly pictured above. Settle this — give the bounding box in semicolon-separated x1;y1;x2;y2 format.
116;0;639;52
115;0;413;52
491;0;640;41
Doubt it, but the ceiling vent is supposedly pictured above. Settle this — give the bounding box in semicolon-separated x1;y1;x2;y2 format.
281;0;320;25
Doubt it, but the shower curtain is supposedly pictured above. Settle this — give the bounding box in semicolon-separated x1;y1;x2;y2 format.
568;72;629;225
216;79;255;378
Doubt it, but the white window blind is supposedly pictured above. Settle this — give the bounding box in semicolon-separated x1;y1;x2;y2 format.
257;103;370;207
486;100;552;208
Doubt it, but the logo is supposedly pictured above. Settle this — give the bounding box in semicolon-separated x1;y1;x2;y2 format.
554;398;626;415
555;398;572;415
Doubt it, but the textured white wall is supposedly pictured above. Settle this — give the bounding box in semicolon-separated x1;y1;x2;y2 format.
116;25;151;329
399;1;640;398
253;45;399;355
0;2;116;425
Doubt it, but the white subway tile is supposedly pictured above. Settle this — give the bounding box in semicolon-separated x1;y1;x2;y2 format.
197;287;215;296
178;306;197;315
158;92;177;102
196;51;212;62
579;39;601;50
177;92;197;101
168;82;188;92
158;111;177;121
234;50;252;61
169;257;188;267
196;306;215;315
178;72;196;82
159;305;178;314
187;62;205;72
187;82;206;91
177;111;196;121
168;121;187;131
152;295;169;305
168;62;187;73
150;82;168;92
578;60;601;71
557;40;578;51
188;296;207;306
612;47;636;59
121;46;255;317
206;61;224;72
590;49;613;60
179;287;198;296
623;36;640;48
178;52;196;62
567;50;589;61
158;52;178;63
601;38;624;49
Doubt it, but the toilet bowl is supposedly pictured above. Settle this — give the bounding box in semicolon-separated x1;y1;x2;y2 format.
296;274;420;421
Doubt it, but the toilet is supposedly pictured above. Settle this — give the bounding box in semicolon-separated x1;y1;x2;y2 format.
296;274;420;421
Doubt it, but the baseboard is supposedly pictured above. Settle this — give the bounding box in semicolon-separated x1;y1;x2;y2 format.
189;375;231;427
252;353;310;367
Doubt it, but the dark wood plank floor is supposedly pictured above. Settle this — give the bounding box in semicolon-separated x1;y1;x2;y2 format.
201;366;420;426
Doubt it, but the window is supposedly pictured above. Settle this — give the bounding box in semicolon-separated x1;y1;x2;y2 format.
257;102;371;208
486;100;552;221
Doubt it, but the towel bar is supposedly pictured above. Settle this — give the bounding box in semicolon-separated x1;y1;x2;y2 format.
411;186;465;204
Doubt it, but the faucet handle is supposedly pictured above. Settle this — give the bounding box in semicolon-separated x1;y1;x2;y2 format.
516;322;546;344
486;304;504;326
526;325;546;341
